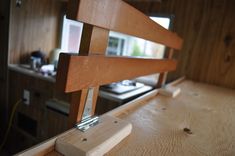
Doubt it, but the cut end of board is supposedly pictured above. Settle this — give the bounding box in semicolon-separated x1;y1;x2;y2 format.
55;115;132;156
159;86;181;98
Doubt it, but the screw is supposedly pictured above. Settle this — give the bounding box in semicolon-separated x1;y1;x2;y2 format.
183;128;193;134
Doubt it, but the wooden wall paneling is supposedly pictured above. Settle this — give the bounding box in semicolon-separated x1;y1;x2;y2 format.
67;0;182;50
201;0;235;88
127;0;235;89
9;0;66;64
176;0;235;88
8;71;52;132
7;70;48;153
7;70;71;153
124;1;161;14
45;109;69;139
67;24;109;127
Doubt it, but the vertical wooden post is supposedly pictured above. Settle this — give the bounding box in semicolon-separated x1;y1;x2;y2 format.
79;25;109;55
68;24;109;127
156;48;174;88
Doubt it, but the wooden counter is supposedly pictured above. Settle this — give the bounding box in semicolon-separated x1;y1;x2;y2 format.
17;80;235;155
8;64;56;83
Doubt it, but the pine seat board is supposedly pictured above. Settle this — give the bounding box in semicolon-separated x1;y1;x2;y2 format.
106;80;235;156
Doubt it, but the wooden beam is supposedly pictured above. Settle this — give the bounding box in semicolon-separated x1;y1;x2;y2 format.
68;89;88;127
157;48;174;88
67;0;183;50
56;54;177;93
91;86;99;115
67;26;109;126
79;25;109;116
79;24;109;55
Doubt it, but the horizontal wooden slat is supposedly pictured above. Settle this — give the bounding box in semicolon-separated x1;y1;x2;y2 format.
67;0;183;50
56;53;177;93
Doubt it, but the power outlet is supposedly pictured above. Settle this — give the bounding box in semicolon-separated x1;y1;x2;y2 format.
23;89;30;105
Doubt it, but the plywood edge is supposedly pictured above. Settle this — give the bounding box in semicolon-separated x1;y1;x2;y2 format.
55;115;132;156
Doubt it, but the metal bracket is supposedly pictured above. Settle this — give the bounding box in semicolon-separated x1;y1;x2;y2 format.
76;87;99;132
82;87;94;118
76;115;99;132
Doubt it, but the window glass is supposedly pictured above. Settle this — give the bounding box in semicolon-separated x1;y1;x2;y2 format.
106;16;171;59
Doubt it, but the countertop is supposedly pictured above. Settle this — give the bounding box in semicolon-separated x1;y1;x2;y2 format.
99;85;153;103
8;64;56;83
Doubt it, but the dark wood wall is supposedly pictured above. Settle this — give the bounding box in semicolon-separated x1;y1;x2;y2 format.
9;0;66;64
0;0;66;138
0;0;10;128
126;0;235;89
0;0;9;80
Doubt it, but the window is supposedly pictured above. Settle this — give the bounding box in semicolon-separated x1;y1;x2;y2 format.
61;16;83;53
106;16;172;59
106;16;172;86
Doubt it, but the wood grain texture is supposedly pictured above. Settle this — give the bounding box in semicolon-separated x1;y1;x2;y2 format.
16;79;235;156
79;24;109;55
107;80;235;156
56;115;132;156
91;86;100;115
56;54;177;92
9;0;66;64
68;89;88;126
157;48;174;88
126;0;235;89
67;25;108;126
67;0;182;50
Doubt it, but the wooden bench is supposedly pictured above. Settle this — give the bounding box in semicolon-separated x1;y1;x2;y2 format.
16;0;185;155
57;0;182;127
